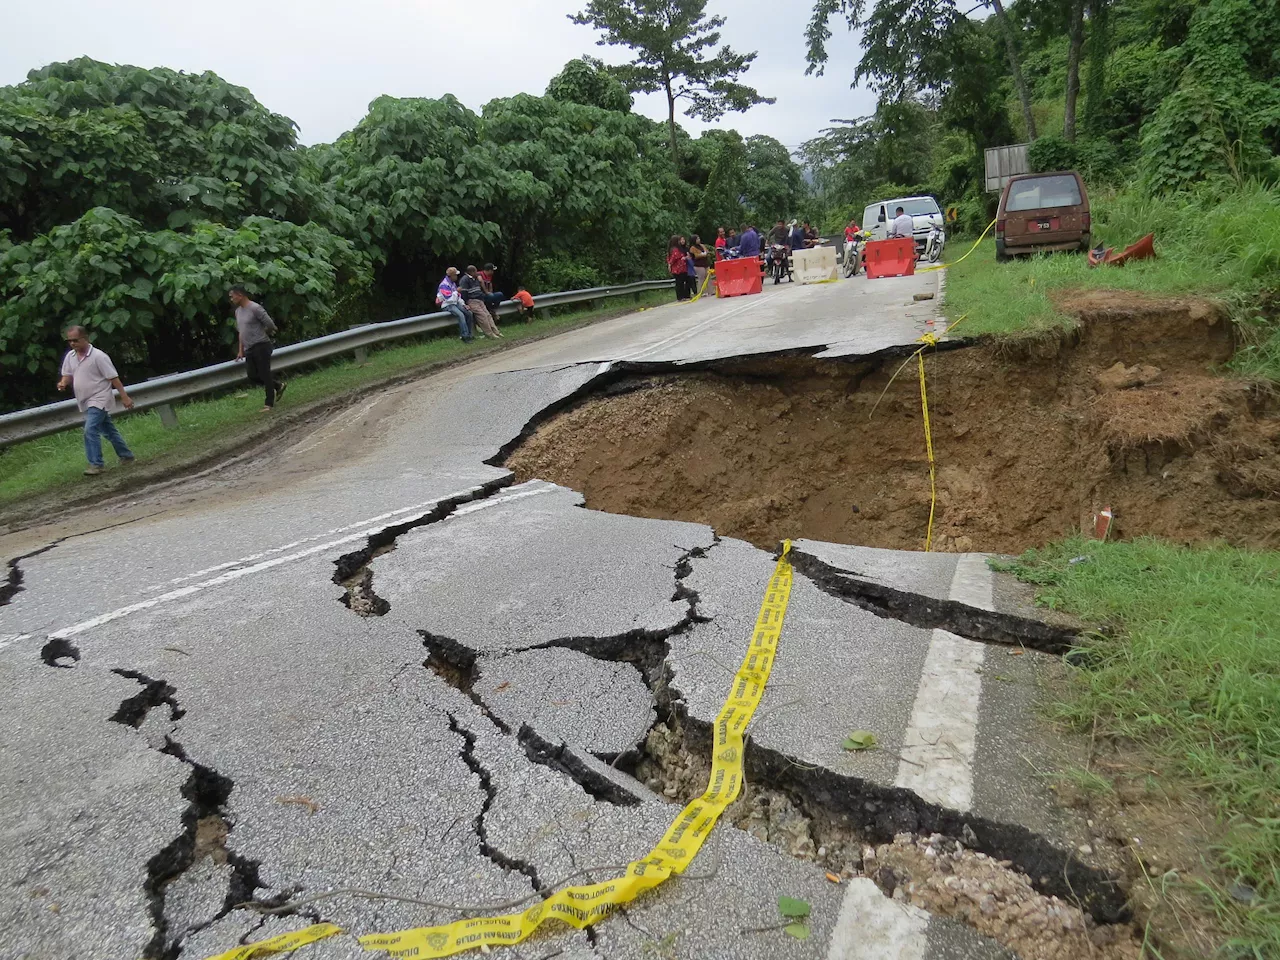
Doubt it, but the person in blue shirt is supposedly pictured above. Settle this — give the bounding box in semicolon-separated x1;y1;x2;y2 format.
788;219;806;251
737;223;761;258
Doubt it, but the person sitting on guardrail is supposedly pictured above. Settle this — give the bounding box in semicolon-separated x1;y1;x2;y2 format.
437;268;475;343
229;285;287;413
461;266;504;338
514;287;535;321
57;325;135;476
479;262;506;317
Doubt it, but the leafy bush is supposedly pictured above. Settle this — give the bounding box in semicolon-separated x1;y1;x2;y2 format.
0;208;369;410
524;256;606;293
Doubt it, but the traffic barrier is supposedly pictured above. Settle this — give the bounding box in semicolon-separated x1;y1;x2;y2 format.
792;246;838;284
864;238;917;279
714;256;763;297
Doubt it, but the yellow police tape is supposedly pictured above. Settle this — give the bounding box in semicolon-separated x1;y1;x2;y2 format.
917;218;997;273
689;268;713;302
204;923;342;960
917;346;938;552
358;542;796;958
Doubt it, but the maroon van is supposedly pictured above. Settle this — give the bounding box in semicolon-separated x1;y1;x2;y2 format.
995;171;1090;261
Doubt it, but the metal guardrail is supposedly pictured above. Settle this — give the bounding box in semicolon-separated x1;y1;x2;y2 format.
0;279;675;448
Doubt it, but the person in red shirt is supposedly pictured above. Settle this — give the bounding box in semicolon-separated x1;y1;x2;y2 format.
714;226;727;255
668;235;693;300
844;219;861;244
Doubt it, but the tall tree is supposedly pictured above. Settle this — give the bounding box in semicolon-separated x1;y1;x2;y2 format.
1063;0;1086;140
1081;0;1109;136
987;0;1038;140
805;0;1037;140
569;0;774;164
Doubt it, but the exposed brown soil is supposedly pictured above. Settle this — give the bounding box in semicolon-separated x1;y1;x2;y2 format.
508;295;1279;553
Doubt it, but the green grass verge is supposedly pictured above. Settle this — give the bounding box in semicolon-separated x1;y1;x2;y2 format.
942;183;1280;380
996;537;1280;953
0;291;673;510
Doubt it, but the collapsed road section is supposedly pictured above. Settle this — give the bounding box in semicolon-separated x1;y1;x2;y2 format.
508;297;1277;554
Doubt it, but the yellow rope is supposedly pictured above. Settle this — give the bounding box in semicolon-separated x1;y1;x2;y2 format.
689;268;713;302
865;317;970;552
917;219;997;273
917;349;937;553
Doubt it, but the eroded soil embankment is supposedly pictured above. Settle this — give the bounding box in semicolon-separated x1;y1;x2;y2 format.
507;295;1279;553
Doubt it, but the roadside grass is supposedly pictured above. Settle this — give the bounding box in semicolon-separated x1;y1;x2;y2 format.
995;537;1280;953
0;291;673;510
943;183;1280;380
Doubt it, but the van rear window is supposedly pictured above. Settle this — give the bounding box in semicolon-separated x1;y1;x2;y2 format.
1006;176;1081;211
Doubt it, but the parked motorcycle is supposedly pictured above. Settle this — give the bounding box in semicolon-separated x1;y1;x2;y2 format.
769;244;793;284
923;221;946;262
843;231;869;277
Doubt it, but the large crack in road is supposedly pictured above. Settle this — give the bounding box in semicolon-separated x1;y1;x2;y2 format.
362;521;1137;959
4;305;1193;959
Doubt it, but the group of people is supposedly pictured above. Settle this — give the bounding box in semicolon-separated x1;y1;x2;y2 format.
436;263;536;342
667;220;828;299
57;268;540;476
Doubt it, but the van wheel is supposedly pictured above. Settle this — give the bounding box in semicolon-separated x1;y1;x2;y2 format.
995;239;1010;263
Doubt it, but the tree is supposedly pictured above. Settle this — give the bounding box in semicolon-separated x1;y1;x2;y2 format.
805;0;1038;141
744;135;806;224
546;56;633;112
987;0;1038;140
1063;0;1086;140
569;0;774;164
0;58;366;411
0;58;311;241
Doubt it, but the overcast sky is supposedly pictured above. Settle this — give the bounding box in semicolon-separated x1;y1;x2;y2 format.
1;0;877;152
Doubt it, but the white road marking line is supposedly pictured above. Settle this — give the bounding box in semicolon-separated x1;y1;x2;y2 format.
949;553;995;610
894;553;995;811
825;878;929;960
146;494;486;593
448;482;556;518
619;296;766;362
46;482;558;642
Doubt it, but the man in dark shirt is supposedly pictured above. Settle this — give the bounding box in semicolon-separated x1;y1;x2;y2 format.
767;221;788;246
737;223;761;258
229;285;285;412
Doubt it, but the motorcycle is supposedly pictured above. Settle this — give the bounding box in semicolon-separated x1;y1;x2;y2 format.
768;244;793;284
923;221;946;262
843;231;869;277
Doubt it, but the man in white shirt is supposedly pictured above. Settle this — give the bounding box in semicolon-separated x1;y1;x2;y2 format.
57;325;135;476
888;206;915;241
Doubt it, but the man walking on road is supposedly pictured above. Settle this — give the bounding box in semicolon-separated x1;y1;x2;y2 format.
229;285;286;412
57;325;135;476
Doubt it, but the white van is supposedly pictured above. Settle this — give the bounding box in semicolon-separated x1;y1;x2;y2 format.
862;196;944;254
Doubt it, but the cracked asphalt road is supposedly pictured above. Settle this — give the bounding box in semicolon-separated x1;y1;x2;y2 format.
1;273;1109;960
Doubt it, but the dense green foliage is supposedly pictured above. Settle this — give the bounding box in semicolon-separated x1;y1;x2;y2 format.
0;52;800;412
569;0;773;162
801;0;1280;233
